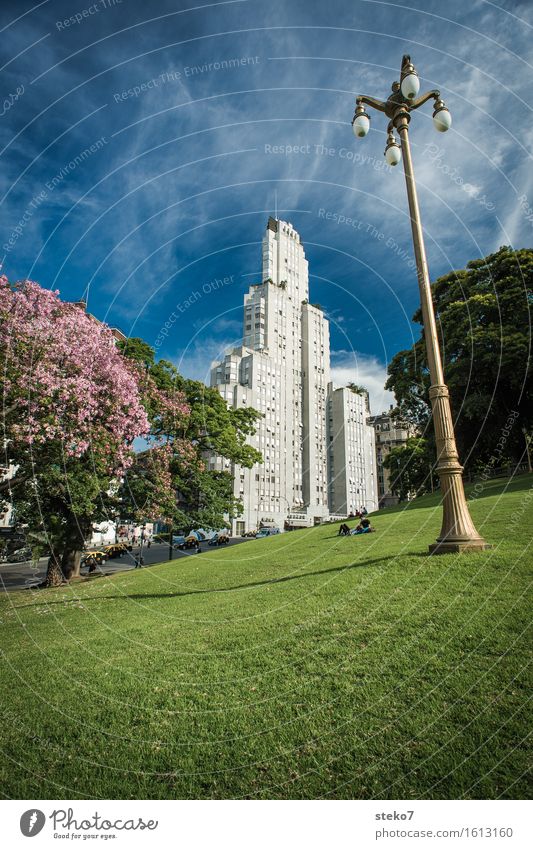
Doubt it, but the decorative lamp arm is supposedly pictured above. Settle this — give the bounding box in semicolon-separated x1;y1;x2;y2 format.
356;95;388;114
409;89;441;111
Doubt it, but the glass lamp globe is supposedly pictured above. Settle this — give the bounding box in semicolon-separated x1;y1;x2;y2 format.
433;107;452;132
385;143;402;167
352;114;370;138
401;73;420;100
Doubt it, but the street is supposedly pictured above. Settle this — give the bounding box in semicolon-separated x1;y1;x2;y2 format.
0;539;248;592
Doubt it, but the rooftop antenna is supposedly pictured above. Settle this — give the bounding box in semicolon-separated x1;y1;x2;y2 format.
81;283;90;307
274;188;278;221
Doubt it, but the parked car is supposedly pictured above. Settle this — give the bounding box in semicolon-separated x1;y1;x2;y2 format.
208;533;229;546
106;541;132;554
7;546;33;562
81;550;107;572
256;527;281;539
2;533;31;562
173;534;200;550
241;529;257;538
103;543;128;559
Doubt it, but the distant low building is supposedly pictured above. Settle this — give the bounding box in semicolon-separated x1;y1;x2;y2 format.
368;407;416;508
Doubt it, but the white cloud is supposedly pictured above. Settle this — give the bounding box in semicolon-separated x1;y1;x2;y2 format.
330;350;395;415
173;334;240;384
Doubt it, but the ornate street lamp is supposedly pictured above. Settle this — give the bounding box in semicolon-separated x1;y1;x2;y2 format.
352;55;490;553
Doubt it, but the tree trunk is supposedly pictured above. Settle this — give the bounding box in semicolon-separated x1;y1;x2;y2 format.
44;551;65;588
61;514;90;579
62;547;82;580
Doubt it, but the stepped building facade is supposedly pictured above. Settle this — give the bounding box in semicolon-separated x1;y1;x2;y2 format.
368;408;417;508
209;218;377;534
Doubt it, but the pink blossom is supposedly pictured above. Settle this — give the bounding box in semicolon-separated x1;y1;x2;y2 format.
0;277;150;476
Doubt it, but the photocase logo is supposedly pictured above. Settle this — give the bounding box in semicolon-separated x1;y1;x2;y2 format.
20;809;46;837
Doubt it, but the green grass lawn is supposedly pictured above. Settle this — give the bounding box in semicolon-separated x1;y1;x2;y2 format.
1;475;531;800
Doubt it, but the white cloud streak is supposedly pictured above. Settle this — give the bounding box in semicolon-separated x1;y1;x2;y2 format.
330;350;395;414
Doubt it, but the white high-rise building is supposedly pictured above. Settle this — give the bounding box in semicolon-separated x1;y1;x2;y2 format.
209;218;377;534
328;385;377;515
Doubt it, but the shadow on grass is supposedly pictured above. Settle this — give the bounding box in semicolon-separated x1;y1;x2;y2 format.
15;551;428;608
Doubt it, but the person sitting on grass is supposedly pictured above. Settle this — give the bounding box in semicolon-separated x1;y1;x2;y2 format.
338;523;350;536
350;518;373;535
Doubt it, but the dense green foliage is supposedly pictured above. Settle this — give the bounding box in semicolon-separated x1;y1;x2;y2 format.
1;475;531;799
386;247;533;469
118;339;262;530
382;436;435;501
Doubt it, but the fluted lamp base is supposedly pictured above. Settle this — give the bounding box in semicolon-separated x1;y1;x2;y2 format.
429;538;492;555
426;384;492;555
428;463;492;555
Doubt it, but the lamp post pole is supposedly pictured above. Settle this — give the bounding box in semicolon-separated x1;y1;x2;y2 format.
352;55;489;554
168;523;174;561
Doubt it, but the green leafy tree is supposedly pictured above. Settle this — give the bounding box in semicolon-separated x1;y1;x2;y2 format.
383;437;435;501
119;444;179;524
180;378;261;467
386;247;533;468
175;469;244;531
118;341;262;529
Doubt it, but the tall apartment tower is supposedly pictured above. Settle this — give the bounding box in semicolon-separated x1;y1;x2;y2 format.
210;218;376;534
328;386;377;515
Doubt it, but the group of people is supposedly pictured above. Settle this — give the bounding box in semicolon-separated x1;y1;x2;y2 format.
338;517;373;536
347;507;368;519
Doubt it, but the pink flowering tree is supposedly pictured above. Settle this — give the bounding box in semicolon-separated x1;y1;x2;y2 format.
0;277;150;586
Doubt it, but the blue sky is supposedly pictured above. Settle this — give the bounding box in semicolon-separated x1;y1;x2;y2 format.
1;0;532;412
